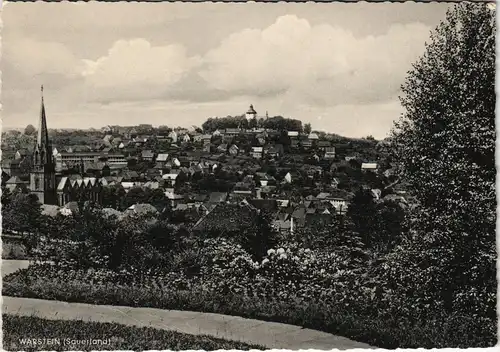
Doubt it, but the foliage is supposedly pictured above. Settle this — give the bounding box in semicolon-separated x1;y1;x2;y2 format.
5;256;496;348
121;187;169;211
24;124;36;136
391;2;496;321
2;191;42;254
303;123;312;134
202;115;302;132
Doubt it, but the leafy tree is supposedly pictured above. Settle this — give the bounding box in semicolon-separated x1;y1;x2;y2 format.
389;2;495;336
101;185;126;209
122;187;147;209
24;124;36;136
346;188;377;247
304;123;312;134
2;192;42;254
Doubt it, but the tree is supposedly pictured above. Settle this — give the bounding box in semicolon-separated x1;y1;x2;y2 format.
389;3;495;334
346;188;377;247
304;123;312;134
24;124;36;136
2;192;42;255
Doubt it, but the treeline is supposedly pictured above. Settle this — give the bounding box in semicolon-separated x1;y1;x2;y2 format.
202;115;303;132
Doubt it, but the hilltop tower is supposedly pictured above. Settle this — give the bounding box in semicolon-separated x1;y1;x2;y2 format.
30;86;57;205
245;104;257;120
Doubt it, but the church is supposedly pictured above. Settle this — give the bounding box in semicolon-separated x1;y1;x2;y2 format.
30;86;103;206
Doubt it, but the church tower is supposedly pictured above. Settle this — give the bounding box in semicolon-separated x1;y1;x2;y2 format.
30;86;57;205
245;104;257;120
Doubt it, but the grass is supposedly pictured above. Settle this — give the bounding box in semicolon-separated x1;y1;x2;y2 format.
2;314;263;351
3;269;496;349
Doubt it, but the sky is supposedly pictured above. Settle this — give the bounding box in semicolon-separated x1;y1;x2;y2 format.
2;1;454;138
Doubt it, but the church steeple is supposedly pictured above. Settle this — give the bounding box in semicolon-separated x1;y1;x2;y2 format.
37;85;50;149
30;85;57;205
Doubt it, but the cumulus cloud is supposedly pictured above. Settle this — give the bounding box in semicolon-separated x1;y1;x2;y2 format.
81;39;201;102
199;15;431;105
3;15;431;107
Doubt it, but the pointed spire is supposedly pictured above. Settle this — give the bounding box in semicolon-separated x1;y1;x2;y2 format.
37;85;49;149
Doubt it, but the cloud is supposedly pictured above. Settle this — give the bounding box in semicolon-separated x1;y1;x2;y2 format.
199;15;431;105
3;38;84;78
81;39;201;102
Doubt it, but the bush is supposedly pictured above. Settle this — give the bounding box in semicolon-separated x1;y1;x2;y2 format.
4;266;495;348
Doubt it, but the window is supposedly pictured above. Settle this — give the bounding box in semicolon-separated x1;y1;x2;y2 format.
34;177;40;189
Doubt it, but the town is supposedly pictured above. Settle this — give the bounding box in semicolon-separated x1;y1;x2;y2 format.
1;2;495;351
2;94;407;234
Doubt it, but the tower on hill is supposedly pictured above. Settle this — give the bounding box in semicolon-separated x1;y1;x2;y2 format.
245;104;257;120
30;85;57;205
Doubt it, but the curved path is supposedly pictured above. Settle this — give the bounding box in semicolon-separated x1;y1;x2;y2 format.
2;261;373;349
2;259;30;278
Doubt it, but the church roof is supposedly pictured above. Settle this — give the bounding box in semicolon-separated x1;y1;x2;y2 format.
37;86;50;150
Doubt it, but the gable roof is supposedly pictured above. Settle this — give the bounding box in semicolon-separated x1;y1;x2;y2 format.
209;192;228;203
156;153;169;162
361;162;378;169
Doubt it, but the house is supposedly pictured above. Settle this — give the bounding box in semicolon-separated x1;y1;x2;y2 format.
162;170;180;186
361;162;378;172
141;150;155;162
182;134;191;143
371;188;382;200
249;199;278;213
273;219;293;234
228;144;239;156
14;149;30;160
168;131;178;143
208;192;228;204
165;191;185;207
217;143;228;153
301;137;313;149
287;131;299;138
125;203;159;217
202;134;212;144
330;198;349;214
225;128;241;135
212;130;222;137
156;153;169;163
171;158;181;168
331;177;340;188
251;146;263;159
267;144;284;158
5;176;27;192
256;173;276;187
324;147;336;160
284;172;292;183
308;133;319;141
276;199;290;208
317;140;331;151
232;182;254;197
